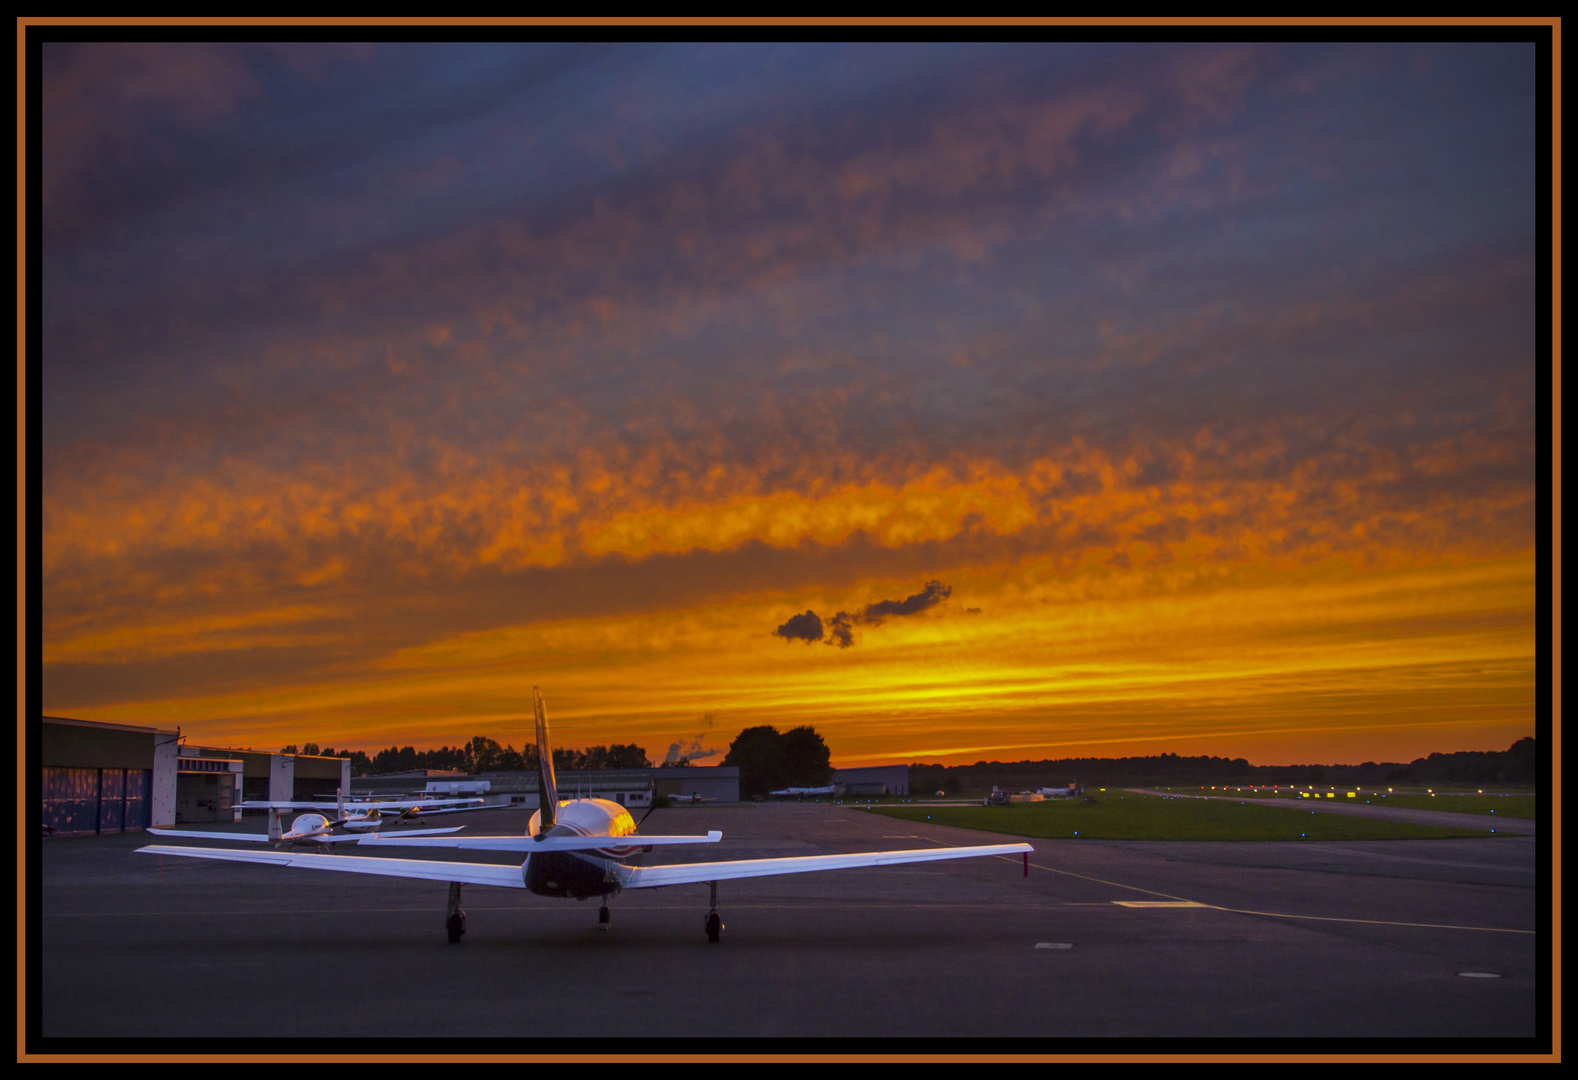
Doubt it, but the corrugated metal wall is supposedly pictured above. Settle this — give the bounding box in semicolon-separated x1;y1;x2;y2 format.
43;767;152;836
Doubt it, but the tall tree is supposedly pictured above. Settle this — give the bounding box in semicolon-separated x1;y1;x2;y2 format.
780;726;832;787
722;726;789;797
722;725;834;796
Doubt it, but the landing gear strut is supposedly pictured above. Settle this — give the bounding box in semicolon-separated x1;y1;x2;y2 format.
705;881;723;943
446;881;467;944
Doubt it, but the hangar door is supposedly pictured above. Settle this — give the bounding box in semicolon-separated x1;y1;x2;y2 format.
42;767;152;836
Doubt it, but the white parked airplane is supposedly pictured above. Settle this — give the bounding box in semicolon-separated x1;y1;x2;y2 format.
664;792;718;804
138;688;1032;944
769;785;838;799
149;790;483;846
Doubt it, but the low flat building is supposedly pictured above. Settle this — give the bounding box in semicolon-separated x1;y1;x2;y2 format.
833;764;909;796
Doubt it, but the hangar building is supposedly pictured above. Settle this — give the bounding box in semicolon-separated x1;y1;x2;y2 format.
42;716;179;835
41;716;352;835
832;765;909;796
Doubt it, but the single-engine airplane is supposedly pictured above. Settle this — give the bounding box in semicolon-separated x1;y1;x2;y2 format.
138;688;1032;944
664;792;718;805
148;790;481;846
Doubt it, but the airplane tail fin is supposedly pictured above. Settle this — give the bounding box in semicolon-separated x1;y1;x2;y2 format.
534;687;558;836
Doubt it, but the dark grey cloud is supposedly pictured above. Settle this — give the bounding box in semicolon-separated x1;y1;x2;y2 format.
774;580;954;649
824;612;856;649
859;580;952;625
774;610;824;644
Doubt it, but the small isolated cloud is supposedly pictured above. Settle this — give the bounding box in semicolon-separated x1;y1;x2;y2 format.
773;580;953;649
774;610;824;643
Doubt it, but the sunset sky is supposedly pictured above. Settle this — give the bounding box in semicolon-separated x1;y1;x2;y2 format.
37;41;1541;767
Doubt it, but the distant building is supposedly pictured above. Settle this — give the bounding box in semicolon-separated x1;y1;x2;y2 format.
343;764;741;808
833;765;908;796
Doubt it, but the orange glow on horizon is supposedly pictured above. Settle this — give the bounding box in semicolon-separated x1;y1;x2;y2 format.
59;553;1535;769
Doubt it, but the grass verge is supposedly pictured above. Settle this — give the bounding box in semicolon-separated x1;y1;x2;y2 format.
865;793;1503;842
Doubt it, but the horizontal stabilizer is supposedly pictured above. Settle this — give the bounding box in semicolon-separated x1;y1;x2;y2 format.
620;843;1033;889
357;830;723;852
135;845;527;889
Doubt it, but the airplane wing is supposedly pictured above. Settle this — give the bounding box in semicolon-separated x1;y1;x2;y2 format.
144;826;465;843
356;830;723;852
146;828;362;844
135;845;526;888
380;803;505;818
619;843;1033;888
238;798;486;811
137;838;1030;891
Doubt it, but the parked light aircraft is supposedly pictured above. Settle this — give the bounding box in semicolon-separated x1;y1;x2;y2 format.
313;793;498;825
138;688;1032;944
769;785;838;799
149;790;483;846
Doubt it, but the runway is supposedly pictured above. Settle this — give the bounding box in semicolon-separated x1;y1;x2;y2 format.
33;801;1544;1045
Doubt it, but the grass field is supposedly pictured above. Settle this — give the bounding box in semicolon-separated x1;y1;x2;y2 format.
1146;787;1536;819
865;793;1504;842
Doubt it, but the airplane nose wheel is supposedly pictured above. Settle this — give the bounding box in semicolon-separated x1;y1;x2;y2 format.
598;901;611;930
705;881;723;943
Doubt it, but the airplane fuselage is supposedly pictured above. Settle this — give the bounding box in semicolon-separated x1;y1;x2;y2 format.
522;798;642;899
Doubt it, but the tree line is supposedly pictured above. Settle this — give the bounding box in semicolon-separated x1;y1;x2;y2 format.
282;738;652;776
908;738;1537;792
282;724;839;793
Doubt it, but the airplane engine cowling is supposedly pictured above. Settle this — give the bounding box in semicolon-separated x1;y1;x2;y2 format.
291;813;329;835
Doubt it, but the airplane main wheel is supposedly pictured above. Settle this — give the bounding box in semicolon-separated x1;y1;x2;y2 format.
446;911;466;944
598;905;611;928
705;911;722;943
